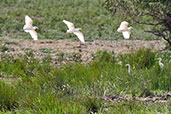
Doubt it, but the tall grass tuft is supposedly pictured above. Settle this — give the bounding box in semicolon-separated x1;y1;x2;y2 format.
0;81;19;111
23;93;86;114
120;48;156;69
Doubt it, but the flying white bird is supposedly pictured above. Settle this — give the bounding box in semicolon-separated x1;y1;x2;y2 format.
63;20;85;44
23;15;38;40
126;64;131;75
117;21;133;39
158;58;164;69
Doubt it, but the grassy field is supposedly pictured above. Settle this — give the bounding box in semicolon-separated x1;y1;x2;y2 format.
0;48;171;113
0;0;170;113
0;0;158;40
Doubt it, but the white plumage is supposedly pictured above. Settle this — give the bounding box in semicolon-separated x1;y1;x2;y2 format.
158;58;164;69
117;21;133;39
63;20;85;44
126;64;131;75
23;15;38;40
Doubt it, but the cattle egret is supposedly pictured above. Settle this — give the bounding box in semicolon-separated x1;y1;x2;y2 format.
63;20;85;44
117;21;133;39
23;15;38;40
126;64;131;75
158;58;164;69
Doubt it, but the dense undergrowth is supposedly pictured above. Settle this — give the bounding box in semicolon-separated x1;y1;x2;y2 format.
0;48;170;113
0;0;157;40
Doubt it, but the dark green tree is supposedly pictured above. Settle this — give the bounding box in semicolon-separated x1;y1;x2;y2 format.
103;0;171;47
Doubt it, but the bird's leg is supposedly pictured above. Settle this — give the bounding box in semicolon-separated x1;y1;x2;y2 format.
80;41;82;48
76;41;81;48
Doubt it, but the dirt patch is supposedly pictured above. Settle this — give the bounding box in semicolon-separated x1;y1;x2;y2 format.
101;92;171;103
0;36;166;63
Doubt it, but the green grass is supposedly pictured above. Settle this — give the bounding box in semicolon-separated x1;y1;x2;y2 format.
0;48;170;113
0;44;14;52
0;81;18;111
0;1;169;113
0;0;158;40
39;48;56;54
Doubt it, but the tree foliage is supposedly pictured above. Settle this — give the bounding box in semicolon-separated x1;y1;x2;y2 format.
103;0;171;47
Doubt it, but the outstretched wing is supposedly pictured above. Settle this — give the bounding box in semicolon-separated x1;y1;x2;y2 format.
73;31;85;43
117;27;129;32
28;30;38;40
117;21;129;32
63;20;75;30
120;21;128;28
122;31;130;39
25;15;33;26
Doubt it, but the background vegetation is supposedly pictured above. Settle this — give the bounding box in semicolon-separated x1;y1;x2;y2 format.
104;0;171;46
0;0;158;40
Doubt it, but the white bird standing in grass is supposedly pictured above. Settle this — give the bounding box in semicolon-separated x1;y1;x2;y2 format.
23;15;38;40
126;64;131;75
63;20;85;45
158;58;164;69
117;21;133;39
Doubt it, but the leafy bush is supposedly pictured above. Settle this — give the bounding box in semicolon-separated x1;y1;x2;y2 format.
104;0;171;46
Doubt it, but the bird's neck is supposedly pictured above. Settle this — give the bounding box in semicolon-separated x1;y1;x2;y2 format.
67;30;72;33
159;59;162;63
128;27;132;30
75;28;81;31
128;66;130;71
127;65;130;72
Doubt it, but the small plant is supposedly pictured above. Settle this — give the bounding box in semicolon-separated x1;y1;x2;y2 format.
56;52;65;62
21;47;32;51
71;52;82;62
39;48;56;54
5;41;19;46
